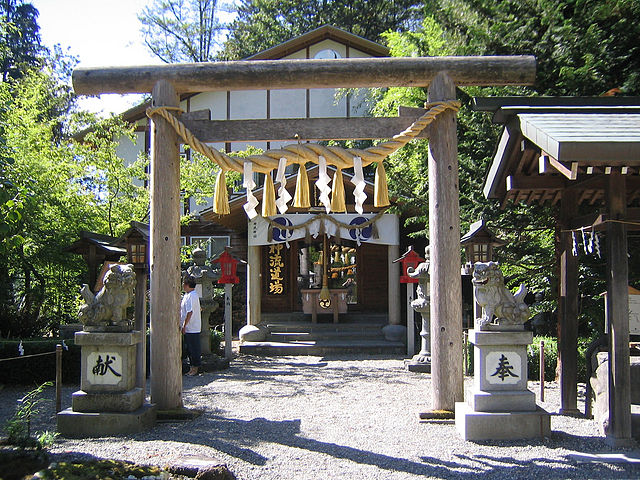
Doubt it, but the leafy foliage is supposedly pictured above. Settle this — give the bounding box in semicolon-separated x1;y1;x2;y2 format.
0;64;148;337
426;0;640;95
0;0;42;81
138;0;226;63
4;381;56;448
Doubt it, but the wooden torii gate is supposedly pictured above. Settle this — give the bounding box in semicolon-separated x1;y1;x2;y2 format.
73;56;535;410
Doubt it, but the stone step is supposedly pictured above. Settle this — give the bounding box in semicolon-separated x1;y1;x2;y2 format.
268;330;384;342
261;312;388;324
263;321;386;334
239;339;405;356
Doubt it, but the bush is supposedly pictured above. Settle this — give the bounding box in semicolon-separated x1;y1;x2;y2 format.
528;336;558;381
0;338;81;385
211;328;224;354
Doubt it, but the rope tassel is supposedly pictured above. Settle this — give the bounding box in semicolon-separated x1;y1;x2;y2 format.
213;169;230;215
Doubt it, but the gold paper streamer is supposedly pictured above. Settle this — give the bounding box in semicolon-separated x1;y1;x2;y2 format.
374;161;390;208
330;168;346;213
262;174;277;217
213;169;230;215
294;163;310;208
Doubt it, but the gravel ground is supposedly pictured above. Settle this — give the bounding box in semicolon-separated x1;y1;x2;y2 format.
3;354;640;480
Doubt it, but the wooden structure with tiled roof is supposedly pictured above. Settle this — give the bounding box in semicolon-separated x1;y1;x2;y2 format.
475;96;640;446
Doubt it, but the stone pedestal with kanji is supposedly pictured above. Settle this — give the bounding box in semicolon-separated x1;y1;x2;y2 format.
57;330;155;437
455;328;550;440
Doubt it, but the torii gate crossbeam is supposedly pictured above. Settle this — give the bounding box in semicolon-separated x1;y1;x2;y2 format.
73;56;535;410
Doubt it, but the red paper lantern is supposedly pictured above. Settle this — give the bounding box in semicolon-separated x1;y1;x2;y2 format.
213;248;241;284
395;247;424;284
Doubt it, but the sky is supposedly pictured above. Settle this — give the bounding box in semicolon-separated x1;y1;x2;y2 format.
30;0;168;115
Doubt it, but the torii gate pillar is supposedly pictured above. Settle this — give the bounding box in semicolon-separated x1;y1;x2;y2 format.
428;72;464;411
149;80;183;410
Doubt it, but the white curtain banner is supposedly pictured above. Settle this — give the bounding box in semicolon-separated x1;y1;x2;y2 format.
249;213;399;246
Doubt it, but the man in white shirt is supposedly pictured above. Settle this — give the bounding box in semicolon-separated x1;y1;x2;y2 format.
180;276;202;376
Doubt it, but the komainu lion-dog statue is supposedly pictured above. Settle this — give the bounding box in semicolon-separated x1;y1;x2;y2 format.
472;261;530;330
79;263;136;329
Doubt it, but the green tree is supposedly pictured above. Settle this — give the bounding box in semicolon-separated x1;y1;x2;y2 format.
220;0;422;60
0;0;42;81
425;0;640;95
374;17;557;307
0;66;148;338
138;0;225;62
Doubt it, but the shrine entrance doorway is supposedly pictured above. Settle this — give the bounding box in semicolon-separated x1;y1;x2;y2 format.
253;213;398;322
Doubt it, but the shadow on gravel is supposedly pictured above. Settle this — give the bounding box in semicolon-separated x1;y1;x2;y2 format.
182;356;411;400
137;413;640;479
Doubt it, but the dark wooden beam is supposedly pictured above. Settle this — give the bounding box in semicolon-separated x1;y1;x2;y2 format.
506;174;565;191
181;116;430;143
605;171;632;446
558;189;579;415
73;56;536;95
183;117;429;143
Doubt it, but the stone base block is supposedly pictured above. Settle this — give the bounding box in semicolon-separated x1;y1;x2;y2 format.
455;402;551;441
57;404;156;438
382;324;406;342
71;388;144;413
468;389;536;412
239;325;267;342
404;359;431;373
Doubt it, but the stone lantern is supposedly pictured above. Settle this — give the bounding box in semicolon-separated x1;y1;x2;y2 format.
460;219;504;267
406;246;432;373
461;219;504;321
186;247;219;355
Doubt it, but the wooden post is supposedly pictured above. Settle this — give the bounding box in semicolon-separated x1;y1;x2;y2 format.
134;269;147;392
224;283;233;360
540;340;545;403
55;344;62;413
427;72;463;411
605;170;632;446
149;80;183;410
388;244;401;325
558;189;579;414
247;245;261;326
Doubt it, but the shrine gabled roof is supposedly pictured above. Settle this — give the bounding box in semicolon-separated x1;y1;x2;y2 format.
65;231;126;258
246;25;389;60
474;97;640;208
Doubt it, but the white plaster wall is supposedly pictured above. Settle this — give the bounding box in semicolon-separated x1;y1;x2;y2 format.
309;88;347;118
283;50;307;60
189;91;227;120
230;90;267;119
116;131;146;187
271;89;306;119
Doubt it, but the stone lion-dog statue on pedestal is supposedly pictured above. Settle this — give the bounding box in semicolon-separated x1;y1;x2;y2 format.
472;261;529;330
79;264;136;329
